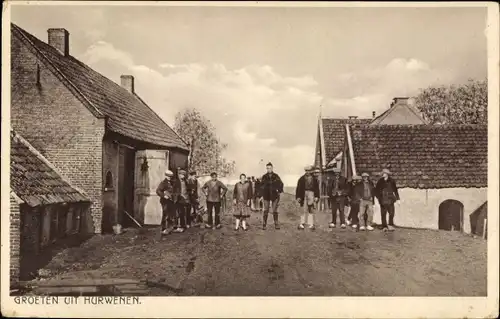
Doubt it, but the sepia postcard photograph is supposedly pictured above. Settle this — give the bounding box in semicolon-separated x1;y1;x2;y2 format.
1;1;499;318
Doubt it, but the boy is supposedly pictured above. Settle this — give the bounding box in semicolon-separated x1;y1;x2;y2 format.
296;166;320;230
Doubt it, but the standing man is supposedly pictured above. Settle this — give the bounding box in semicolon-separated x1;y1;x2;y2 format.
327;167;349;228
375;168;400;232
173;169;190;232
350;173;375;231
348;175;362;229
202;172;228;229
187;170;200;226
156;170;175;235
261;162;284;230
296;166;320;230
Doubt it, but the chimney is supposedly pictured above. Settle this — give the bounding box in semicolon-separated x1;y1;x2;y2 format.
47;28;70;56
348;116;358;120
120;75;135;93
372;111;376;118
391;97;409;107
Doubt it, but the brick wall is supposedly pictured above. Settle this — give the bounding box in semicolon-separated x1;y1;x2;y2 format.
11;33;105;233
10;194;21;286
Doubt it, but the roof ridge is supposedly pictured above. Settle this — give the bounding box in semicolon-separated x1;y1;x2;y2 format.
370;106;392;124
11;24;105;119
11;130;89;198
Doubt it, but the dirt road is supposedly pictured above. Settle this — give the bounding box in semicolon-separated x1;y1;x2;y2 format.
35;194;487;296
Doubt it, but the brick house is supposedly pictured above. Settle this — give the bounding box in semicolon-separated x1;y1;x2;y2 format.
341;124;487;233
10;131;91;285
10;23;189;234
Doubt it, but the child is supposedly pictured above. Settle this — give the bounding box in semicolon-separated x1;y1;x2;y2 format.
233;173;253;231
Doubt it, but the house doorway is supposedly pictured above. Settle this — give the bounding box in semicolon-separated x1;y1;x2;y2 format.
438;200;464;231
120;148;136;228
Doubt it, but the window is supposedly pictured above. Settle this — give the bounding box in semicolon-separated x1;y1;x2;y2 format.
104;170;113;191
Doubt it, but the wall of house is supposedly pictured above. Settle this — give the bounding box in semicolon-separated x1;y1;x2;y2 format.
11;36;105;233
371;187;487;233
10;194;21;286
169;150;189;173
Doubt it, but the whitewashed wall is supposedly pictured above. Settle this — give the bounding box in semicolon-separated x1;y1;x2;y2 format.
371;187;487;233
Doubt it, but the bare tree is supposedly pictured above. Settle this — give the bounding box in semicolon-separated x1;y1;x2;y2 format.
174;108;236;177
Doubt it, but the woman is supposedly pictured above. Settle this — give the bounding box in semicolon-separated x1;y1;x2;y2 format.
233;173;253;231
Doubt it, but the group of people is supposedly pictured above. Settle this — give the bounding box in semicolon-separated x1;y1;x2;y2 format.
295;166;400;232
155;162;285;234
155;161;399;234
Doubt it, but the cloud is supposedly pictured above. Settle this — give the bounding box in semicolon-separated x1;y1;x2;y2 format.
322;57;457;118
79;42;320;184
79;43;459;185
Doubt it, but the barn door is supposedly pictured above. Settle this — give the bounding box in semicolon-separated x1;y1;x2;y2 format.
438;200;464;231
134;150;169;225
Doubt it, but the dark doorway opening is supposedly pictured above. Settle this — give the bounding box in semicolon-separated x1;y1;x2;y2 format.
120;148;136;228
438;200;464;231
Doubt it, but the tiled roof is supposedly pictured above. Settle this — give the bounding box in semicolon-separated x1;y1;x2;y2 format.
10;131;90;207
349;124;487;188
12;23;188;151
321;118;372;163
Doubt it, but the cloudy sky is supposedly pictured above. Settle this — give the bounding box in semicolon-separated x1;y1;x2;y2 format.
11;4;487;185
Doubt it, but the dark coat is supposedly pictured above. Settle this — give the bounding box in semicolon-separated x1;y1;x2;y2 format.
233;181;253;203
186;177;199;201
261;172;284;201
375;177;400;205
349;180;376;204
156;178;174;202
295;174;320;202
327;175;349;197
172;178;189;204
254;180;263;198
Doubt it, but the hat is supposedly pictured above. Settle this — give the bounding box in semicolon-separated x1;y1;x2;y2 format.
381;168;391;175
352;175;362;180
304;165;314;171
361;172;370;177
164;170;174;177
178;169;187;175
332;167;341;173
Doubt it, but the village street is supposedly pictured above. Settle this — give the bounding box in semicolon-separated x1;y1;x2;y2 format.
29;193;487;297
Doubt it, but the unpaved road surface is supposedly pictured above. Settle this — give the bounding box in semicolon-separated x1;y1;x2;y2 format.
34;194;487;296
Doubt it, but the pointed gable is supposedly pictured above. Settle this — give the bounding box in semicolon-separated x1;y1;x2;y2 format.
371;97;427;125
320;117;372;165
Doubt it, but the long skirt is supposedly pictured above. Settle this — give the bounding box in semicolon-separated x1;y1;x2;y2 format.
233;202;251;218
